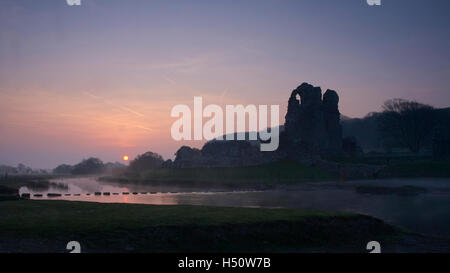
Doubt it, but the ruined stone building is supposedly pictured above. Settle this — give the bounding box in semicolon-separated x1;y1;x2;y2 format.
172;82;344;168
284;83;343;156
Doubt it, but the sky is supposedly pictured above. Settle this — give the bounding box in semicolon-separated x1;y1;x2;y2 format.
0;0;449;168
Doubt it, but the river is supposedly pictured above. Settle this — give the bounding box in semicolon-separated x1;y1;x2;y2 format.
19;177;450;238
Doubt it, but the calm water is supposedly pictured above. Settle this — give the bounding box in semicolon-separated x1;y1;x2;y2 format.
19;177;450;238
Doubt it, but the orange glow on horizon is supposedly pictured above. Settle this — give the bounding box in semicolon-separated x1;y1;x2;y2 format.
122;155;129;161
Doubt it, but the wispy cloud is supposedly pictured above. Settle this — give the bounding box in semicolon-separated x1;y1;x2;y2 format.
84;91;146;117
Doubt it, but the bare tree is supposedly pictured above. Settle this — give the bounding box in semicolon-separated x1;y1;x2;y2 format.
378;99;436;153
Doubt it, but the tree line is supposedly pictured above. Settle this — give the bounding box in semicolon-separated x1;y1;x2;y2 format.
343;98;450;155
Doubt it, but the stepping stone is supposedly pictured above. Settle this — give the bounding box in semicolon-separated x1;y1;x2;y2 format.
47;193;62;197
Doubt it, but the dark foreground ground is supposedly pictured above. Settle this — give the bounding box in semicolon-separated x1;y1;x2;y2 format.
1;200;449;253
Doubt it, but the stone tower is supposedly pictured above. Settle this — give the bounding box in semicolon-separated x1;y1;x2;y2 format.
284;82;343;156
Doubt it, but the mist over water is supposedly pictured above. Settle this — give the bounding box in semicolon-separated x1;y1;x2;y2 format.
20;177;450;238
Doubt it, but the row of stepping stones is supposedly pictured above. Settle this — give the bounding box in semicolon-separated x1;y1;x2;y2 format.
20;191;181;198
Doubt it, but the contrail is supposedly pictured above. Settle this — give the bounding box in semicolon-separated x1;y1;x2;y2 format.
84;91;145;117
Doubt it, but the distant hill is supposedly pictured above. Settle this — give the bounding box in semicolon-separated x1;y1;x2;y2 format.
436;107;450;118
341;112;382;152
340;114;352;121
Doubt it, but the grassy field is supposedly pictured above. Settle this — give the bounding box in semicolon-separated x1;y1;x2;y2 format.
355;185;429;196
101;160;338;188
0;200;403;253
101;159;450;189
317;156;450;179
379;161;450;178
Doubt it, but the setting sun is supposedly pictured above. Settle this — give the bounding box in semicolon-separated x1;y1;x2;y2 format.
122;155;129;161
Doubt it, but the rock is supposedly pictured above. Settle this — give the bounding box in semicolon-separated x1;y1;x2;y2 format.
21;193;31;199
47;193;62;197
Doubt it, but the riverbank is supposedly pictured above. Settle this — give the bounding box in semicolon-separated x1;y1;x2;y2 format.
1;199;443;253
99;159;450;190
0;174;71;192
379;161;450;178
2;160;449;193
99;160;337;190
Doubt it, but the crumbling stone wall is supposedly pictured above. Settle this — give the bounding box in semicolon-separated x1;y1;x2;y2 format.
284;83;343;156
172;141;282;168
173;82;344;168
